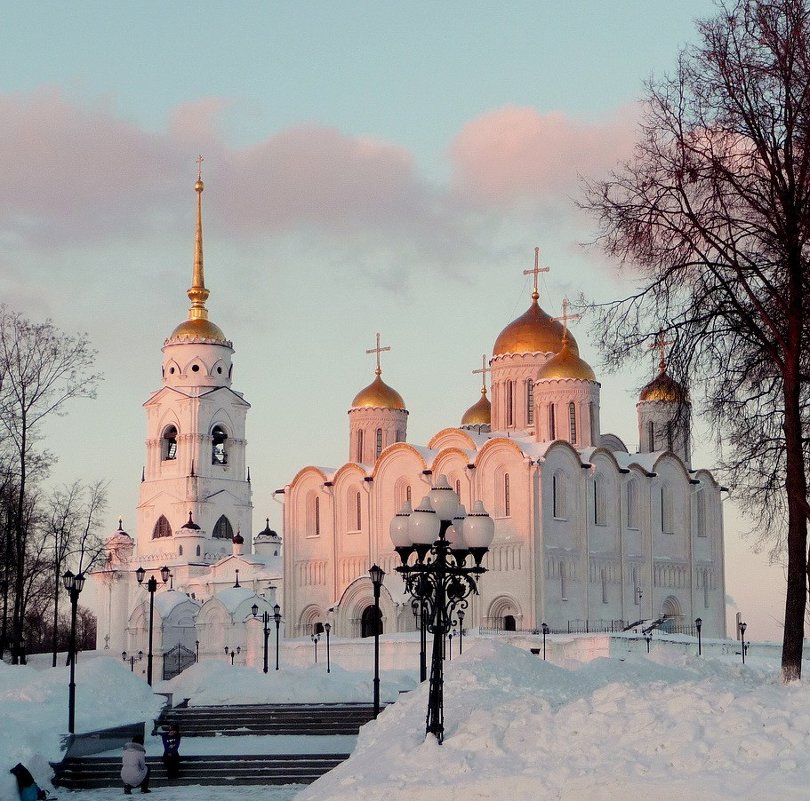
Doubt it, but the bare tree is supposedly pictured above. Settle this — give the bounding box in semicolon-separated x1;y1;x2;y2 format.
582;0;810;681
0;307;101;663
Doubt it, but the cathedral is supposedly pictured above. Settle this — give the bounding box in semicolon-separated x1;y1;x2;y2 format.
88;176;726;675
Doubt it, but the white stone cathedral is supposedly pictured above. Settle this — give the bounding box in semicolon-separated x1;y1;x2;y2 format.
88;174;281;674
280;249;727;640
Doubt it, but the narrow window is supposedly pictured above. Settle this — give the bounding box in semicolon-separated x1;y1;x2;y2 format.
589;401;597;443
211;425;228;464
633;567;640;606
661;485;673;534
626;480;638;529
152;515;172;539
560;560;567;600
506;381;514;426
593;477;601;525
406;485;412;503
356;491;362;530
455;479;461;498
601;568;607;603
568;402;577;444
315;497;321;536
703;568;710;608
212;515;233;539
163;426;178;461
375;428;383;459
552;474;558;518
356;430;364;462
526;379;534;424
548;404;556;439
666;420;674;451
196;545;201;557
504;473;510;517
552;473;567;519
648;420;655;451
696;490;707;537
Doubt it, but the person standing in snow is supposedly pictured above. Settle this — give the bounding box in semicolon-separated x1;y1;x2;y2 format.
160;723;182;780
120;733;150;794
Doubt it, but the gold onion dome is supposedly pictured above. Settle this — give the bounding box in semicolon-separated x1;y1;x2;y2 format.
351;372;406;410
537;336;596;381
493;293;579;356
639;368;687;402
461;387;491;426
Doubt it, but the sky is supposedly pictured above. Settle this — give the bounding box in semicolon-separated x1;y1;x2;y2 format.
0;2;787;641
2;636;808;801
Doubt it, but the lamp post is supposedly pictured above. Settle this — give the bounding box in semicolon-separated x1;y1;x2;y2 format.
195;640;199;662
122;650;143;672
311;632;320;663
225;645;240;665
135;565;169;686
457;609;465;655
324;622;332;673
542;622;549;661
411;597;427;682
369;564;385;718
273;604;282;670
389;474;495;743
252;604;271;674
62;570;86;734
695;617;702;657
644;632;652;653
740;621;747;664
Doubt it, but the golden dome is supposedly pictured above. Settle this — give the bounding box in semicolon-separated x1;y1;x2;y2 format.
169;317;228;343
351;373;406;410
537;337;596;381
493;297;579;356
639;369;687;402
461;388;491;426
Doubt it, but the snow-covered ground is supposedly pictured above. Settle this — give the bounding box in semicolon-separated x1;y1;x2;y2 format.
1;636;808;801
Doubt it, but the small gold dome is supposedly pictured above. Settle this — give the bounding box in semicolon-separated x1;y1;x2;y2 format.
168;317;228;344
461;388;491;426
351;373;406;410
537;338;596;381
639;369;687;402
493;298;579;356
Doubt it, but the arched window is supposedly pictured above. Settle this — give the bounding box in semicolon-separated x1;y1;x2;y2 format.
455;479;461;498
568;402;577;443
661;485;674;534
211;425;228;465
552;472;567;519
548;404;556;439
506;381;514;426
212;515;233;539
703;568;710;608
648;420;655;451
559;560;567;600
355;490;362;530
163;426;178;460
589;401;597;443
356;430;364;462
632;566;640;606
315;496;320;536
504;473;510;517
626;480;639;529
406;485;412;503
196;545;201;557
526;379;534;424
593;475;606;525
178;545;183;556
152;515;172;539
375;428;383;459
601;568;608;603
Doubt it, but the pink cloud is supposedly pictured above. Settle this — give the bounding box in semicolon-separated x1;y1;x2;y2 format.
449;105;638;206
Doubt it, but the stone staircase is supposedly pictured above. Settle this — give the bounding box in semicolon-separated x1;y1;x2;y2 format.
52;703;381;790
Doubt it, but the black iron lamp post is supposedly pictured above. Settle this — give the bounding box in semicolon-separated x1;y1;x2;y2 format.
273;604;282;670
542;622;549;661
739;621;747;664
695;617;702;657
252;604;271;674
122;650;143;672
389;474;495;744
195;640;200;662
135;565;170;686
644;632;652;653
457;609;465;655
369;563;385;718
324;622;332;673
311;632;320;663
411;597;427;681
62;570;86;734
225;645;240;665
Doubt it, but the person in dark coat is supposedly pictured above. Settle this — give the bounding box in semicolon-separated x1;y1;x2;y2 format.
160;723;182;780
120;733;150;794
10;763;45;801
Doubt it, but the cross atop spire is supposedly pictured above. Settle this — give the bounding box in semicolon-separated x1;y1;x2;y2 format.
523;246;550;301
472;354;491;394
554;298;582;341
196;154;204;181
650;331;671;371
366;332;391;376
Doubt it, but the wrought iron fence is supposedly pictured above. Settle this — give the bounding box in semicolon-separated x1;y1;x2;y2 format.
162;643;196;680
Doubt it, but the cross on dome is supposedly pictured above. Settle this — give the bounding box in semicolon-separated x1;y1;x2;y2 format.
553;298;582;341
366;332;391;376
196;154;204;180
472;353;491;393
523;246;550;301
650;331;671;371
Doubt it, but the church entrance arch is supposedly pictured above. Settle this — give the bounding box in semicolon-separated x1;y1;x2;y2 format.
503;615;516;631
661;596;682;632
361;605;382;638
486;595;522;632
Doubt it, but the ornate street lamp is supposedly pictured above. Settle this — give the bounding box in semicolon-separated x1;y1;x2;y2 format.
62;570;86;734
273;604;282;671
389;474;494;743
695;617;702;657
225;645;240;665
411;597;426;681
740;621;747;664
457;609;465;655
369;564;385;718
135;565;170;685
311;632;320;663
122;650;143;672
324;622;332;673
542;622;549;661
252;604;271;674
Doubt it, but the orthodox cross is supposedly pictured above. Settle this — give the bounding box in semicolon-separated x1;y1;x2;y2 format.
523;246;550;298
554;298;581;339
650;331;670;371
472;353;491;392
196;154;204;180
366;332;391;376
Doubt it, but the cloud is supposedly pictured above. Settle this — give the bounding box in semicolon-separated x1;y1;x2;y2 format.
449;105;638;207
